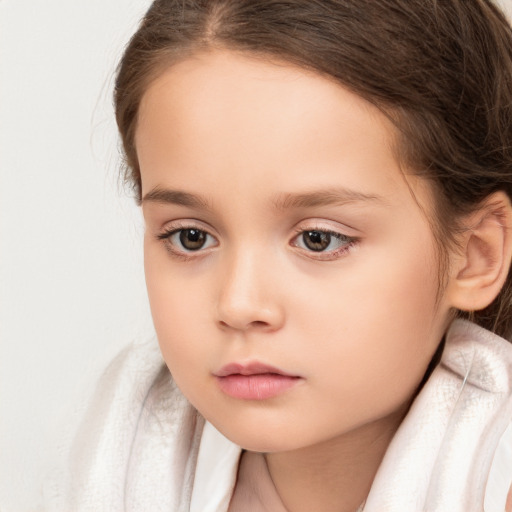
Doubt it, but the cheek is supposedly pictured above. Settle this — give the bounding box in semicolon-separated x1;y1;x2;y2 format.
292;234;445;409
145;266;215;408
144;242;210;368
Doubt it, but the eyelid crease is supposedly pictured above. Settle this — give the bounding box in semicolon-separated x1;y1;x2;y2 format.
155;221;359;262
291;217;361;236
156;223;216;241
291;226;358;245
155;217;217;235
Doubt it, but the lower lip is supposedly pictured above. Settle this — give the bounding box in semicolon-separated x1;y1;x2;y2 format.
216;373;301;400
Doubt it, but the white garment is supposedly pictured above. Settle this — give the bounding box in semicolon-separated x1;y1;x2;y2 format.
47;320;512;511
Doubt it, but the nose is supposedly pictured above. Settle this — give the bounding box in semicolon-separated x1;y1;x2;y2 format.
216;249;285;332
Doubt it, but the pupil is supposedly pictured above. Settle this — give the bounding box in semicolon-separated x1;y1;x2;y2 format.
304;231;330;251
180;229;206;250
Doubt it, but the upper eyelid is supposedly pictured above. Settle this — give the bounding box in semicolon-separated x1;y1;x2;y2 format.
294;215;359;229
156;225;357;261
155;219;356;241
159;226;218;245
158;227;218;258
291;221;355;237
290;228;355;246
293;226;347;236
157;219;217;235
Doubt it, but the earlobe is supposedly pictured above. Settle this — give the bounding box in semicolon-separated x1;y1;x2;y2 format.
448;191;512;312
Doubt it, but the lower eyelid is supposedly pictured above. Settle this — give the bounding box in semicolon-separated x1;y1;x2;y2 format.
291;230;359;257
307;240;357;260
157;225;357;258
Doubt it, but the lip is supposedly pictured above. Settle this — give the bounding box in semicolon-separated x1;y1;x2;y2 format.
214;361;302;400
215;361;297;377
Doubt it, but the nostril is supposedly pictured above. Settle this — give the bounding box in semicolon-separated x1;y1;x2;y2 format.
251;320;269;328
216;295;285;331
218;319;269;330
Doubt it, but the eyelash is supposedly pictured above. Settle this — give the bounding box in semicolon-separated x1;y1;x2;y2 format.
290;226;358;261
157;223;217;261
156;223;359;261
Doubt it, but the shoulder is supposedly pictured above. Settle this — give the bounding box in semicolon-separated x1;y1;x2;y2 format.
487;422;512;512
73;338;174;436
365;320;512;511
48;339;203;511
90;338;170;406
444;321;512;511
444;320;512;512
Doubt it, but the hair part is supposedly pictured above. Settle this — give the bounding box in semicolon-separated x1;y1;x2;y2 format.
114;0;512;339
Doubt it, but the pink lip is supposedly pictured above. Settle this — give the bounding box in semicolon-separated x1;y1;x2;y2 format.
216;362;296;377
215;362;302;400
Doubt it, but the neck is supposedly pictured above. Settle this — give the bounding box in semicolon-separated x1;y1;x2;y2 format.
264;403;409;512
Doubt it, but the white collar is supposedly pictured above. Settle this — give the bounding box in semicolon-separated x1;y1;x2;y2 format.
189;320;512;512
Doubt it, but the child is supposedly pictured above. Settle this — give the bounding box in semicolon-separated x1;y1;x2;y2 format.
56;1;512;510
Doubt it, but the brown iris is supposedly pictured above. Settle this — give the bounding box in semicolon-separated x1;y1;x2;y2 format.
303;231;332;251
179;229;207;250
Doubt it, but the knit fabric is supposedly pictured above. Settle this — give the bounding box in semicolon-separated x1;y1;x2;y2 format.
47;319;512;511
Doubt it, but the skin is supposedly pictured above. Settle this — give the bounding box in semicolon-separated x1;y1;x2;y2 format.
137;50;463;512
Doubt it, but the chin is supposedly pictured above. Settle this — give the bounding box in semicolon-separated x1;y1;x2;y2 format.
224;433;298;453
208;418;315;453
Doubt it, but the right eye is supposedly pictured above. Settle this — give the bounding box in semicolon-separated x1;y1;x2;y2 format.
158;227;217;254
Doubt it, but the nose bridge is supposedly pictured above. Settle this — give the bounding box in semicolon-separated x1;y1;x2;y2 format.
216;242;283;331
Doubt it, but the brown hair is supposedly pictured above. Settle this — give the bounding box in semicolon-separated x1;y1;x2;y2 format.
114;0;512;339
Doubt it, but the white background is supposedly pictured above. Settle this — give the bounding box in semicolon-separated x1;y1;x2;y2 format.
1;1;512;511
0;1;153;510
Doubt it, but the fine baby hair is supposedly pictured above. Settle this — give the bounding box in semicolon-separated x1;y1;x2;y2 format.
54;1;512;511
115;0;512;338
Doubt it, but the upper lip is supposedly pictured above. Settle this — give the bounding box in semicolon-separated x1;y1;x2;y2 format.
215;361;298;377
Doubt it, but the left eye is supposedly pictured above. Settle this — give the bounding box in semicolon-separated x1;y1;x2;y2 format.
165;228;217;252
294;230;352;252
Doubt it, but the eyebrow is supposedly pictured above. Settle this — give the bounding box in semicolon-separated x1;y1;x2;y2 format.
272;188;386;210
141;186;385;211
141;187;212;210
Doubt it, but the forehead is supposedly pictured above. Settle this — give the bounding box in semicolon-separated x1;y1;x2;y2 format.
136;49;432;215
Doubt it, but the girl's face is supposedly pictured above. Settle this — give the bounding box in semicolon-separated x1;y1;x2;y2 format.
137;50;454;452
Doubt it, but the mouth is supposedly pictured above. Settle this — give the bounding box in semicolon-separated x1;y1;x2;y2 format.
214;361;302;400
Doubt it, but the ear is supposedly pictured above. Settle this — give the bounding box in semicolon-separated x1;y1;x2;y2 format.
447;191;512;312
